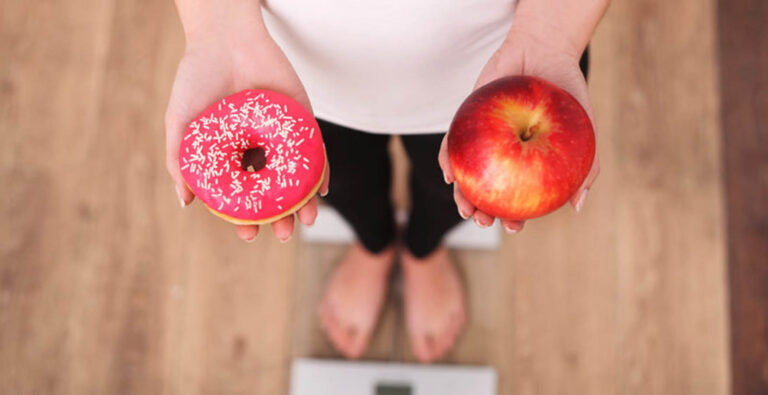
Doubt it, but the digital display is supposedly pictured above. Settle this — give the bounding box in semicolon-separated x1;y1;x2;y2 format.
375;382;412;395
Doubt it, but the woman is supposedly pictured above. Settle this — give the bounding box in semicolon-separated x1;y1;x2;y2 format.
165;0;606;362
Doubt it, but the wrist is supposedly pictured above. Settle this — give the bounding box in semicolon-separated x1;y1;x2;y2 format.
505;15;585;60
507;0;610;59
177;0;268;48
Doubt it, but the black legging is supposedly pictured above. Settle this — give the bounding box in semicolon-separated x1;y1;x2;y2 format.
320;49;590;259
320;120;460;258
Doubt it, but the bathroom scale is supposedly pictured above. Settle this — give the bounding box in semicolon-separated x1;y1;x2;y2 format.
290;358;497;395
301;206;501;250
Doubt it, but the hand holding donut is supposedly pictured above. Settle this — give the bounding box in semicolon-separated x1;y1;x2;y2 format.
165;3;329;242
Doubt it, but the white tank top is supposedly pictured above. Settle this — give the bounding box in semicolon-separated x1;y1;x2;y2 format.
262;0;516;134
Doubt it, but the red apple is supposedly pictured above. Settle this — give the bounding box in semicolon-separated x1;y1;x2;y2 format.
448;75;595;221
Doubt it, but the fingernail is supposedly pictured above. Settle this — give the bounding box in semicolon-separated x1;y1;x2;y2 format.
245;236;257;243
175;184;187;208
575;189;589;213
504;225;518;234
279;235;292;243
443;173;450;184
320;189;328;197
458;209;469;220
474;217;491;228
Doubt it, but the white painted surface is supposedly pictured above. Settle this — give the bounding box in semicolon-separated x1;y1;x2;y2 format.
300;206;501;250
291;358;497;395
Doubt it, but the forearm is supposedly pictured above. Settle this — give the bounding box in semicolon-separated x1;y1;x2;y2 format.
509;0;611;57
174;0;268;43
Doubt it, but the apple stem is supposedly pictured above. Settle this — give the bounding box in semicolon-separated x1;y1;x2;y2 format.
521;126;535;141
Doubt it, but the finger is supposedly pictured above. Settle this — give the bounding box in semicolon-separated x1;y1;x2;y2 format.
271;214;295;242
235;225;259;242
453;184;475;220
472;210;495;228
570;155;600;212
319;149;330;196
438;134;454;184
501;219;525;234
584;155;600;189
296;196;318;226
165;110;195;207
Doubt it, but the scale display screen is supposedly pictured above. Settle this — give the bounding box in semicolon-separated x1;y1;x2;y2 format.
376;383;412;395
374;383;413;395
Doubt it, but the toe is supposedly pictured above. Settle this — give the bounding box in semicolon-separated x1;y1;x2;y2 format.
411;332;434;363
425;334;442;362
320;303;350;356
431;311;466;361
318;301;335;331
434;331;454;360
323;306;363;360
345;326;368;359
450;310;466;339
349;326;373;359
434;325;456;361
413;332;441;364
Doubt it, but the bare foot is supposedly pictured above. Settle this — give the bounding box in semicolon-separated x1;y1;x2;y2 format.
319;242;395;359
401;246;467;363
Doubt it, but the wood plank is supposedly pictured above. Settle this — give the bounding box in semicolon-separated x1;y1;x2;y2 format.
0;0;732;393
717;0;768;393
588;0;730;393
0;0;298;394
385;1;730;394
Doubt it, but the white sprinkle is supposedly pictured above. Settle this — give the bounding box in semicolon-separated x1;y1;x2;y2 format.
180;91;320;219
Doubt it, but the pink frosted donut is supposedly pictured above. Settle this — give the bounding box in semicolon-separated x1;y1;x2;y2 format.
179;89;326;225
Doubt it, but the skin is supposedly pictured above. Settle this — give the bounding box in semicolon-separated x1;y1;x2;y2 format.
166;0;329;242
167;0;611;363
438;0;610;234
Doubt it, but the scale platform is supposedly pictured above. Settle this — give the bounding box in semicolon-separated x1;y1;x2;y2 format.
301;206;501;250
291;358;497;395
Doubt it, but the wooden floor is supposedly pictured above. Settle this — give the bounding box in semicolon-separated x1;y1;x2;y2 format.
0;0;732;394
719;0;768;393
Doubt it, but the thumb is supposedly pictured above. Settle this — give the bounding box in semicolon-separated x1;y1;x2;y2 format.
165;110;195;207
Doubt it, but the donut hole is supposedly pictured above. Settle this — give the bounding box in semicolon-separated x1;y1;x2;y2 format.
241;147;267;172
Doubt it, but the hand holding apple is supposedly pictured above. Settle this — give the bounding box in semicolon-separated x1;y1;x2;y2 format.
438;30;600;233
448;74;594;220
